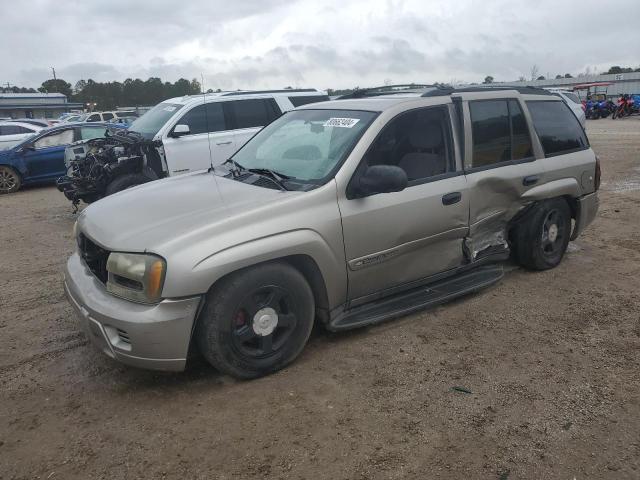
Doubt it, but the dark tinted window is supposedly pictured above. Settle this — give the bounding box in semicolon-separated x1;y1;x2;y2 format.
87;114;101;122
362;107;451;183
176;104;209;135
509;100;533;160
526;101;588;156
470;100;533;168
102;112;114;120
470;101;511;167
205;102;227;132
289;95;330;107
230;99;275;129
1;125;31;135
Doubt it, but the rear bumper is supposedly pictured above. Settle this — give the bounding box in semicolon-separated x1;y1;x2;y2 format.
571;192;599;240
64;252;202;371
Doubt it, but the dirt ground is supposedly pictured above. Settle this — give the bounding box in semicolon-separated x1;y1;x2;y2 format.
1;118;639;480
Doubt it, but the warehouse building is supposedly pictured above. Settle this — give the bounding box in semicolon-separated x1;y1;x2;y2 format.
496;72;640;99
0;93;83;120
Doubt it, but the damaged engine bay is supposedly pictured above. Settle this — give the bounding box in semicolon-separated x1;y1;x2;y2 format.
56;129;165;211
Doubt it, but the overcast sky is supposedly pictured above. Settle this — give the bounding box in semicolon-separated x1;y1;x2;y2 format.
4;0;639;91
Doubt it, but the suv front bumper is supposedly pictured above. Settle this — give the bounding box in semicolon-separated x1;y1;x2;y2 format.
64;252;202;372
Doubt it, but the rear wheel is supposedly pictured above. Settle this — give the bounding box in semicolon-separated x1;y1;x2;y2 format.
513;198;572;270
196;262;315;379
0;166;21;194
104;173;152;196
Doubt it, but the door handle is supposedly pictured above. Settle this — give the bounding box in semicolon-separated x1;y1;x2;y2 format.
216;141;232;146
442;192;462;206
523;175;539;186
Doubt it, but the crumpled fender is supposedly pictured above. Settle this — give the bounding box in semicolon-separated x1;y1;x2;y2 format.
520;177;581;201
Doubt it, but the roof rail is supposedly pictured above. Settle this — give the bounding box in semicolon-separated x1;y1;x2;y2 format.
220;88;319;97
421;85;554;97
337;84;443;99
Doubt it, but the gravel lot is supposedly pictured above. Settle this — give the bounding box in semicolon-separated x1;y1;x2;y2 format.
1;118;639;480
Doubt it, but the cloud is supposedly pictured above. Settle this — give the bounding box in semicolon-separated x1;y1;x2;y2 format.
3;0;639;90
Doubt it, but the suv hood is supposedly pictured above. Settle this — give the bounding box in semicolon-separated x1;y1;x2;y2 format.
79;171;295;253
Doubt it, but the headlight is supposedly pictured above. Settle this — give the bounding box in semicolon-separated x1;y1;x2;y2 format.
106;252;166;304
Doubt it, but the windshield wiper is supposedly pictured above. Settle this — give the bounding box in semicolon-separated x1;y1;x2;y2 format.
246;168;291;190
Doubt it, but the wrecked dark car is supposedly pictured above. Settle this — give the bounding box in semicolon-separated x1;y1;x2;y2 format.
56;129;165;209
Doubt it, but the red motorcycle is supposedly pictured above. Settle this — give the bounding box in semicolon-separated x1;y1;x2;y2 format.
612;95;634;119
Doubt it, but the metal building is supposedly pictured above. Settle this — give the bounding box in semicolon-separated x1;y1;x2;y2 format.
495;72;640;99
0;93;84;120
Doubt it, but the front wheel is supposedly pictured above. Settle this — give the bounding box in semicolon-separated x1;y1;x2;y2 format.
0;166;21;194
513;198;572;270
196;262;315;379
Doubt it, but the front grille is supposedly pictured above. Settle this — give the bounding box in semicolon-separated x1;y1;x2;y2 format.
78;233;110;284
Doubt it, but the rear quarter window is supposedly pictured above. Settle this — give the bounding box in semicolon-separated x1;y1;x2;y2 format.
526;100;588;157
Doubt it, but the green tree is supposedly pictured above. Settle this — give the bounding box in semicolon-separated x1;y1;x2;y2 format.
564;73;573;78
536;75;546;80
483;75;494;84
38;78;72;97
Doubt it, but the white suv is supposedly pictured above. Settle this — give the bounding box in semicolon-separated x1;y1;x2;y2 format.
127;89;329;175
58;89;329;205
544;88;586;127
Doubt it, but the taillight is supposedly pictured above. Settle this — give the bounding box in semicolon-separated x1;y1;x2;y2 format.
594;155;601;191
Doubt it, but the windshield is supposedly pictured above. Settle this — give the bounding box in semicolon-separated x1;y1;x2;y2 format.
230;109;377;184
129;102;183;139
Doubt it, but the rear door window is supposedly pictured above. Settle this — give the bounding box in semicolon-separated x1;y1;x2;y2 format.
102;112;114;121
229;99;278;129
469;99;533;168
526;100;588;156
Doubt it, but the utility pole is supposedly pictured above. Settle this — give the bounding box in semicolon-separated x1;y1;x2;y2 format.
51;67;57;93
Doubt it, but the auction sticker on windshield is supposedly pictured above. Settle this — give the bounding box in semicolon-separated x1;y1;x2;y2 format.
323;118;360;128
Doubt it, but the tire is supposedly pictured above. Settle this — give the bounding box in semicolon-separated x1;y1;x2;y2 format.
196;262;315;379
513;198;572;271
104;173;152;196
0;165;21;194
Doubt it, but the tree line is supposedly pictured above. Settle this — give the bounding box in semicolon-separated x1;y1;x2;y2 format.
0;77;203;110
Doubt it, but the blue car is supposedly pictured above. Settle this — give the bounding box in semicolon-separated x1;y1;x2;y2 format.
0;122;124;194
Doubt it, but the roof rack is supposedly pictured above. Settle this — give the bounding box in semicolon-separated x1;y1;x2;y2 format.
337;84;443;99
220;88;319;97
421;85;554;97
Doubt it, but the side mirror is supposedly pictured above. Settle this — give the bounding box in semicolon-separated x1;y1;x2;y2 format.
21;143;35;152
352;165;408;198
171;124;190;137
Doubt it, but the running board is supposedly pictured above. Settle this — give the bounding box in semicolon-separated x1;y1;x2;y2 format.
329;264;504;331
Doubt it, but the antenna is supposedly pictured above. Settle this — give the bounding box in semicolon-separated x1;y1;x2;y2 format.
201;73;215;172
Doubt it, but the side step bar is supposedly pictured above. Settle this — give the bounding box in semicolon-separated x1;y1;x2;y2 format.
329;264;504;331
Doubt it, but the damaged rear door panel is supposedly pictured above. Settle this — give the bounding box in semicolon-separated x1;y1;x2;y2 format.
457;92;547;260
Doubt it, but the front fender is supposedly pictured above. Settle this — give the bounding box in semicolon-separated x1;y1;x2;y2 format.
162;229;347;309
